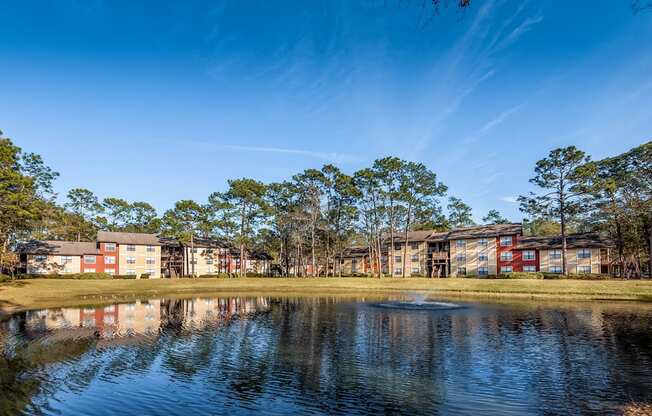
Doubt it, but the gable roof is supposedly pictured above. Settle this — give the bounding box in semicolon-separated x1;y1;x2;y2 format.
387;223;523;243
97;231;161;246
516;233;613;250
17;240;99;256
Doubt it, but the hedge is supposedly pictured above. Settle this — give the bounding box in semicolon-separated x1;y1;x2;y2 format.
17;273;114;280
0;274;11;283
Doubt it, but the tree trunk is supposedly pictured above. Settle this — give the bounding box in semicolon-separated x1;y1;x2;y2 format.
311;222;316;277
402;204;411;278
560;201;568;276
616;219;625;279
190;234;195;277
648;221;652;279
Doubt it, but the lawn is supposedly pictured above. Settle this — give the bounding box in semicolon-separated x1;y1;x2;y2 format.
1;277;652;313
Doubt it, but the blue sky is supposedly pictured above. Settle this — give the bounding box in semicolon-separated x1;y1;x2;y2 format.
1;0;651;221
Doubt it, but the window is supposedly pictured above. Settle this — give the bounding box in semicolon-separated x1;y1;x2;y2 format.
549;265;562;273
523;265;536;272
146;257;155;265
83;268;96;273
411;254;419;262
146;269;156;276
105;243;116;252
35;255;47;262
190;248;198;254
456;254;466;263
146;245;155;252
478;238;488;246
500;236;513;247
126;245;136;252
411;267;420;274
394;268;402;275
393;243;402;251
104;305;115;313
410;242;419;250
523;250;536;261
84;255;96;264
126;269;136;275
478;253;488;261
457;267;467;276
395;256;402;263
105;269;115;275
500;252;513;261
60;255;73;264
456;240;466;248
105;256;116;265
126;256;136;264
578;265;592;274
577;249;591;259
478;266;489;276
501;266;513;273
206;258;214;265
550;250;562;260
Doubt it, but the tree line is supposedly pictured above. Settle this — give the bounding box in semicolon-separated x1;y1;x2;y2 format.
0;130;649;278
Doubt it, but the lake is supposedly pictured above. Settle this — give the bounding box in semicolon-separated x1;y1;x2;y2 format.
1;295;651;415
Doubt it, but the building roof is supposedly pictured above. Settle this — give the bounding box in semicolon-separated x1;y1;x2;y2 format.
17;240;100;256
516;233;613;250
97;231;161;246
445;223;523;240
388;223;523;243
342;246;370;258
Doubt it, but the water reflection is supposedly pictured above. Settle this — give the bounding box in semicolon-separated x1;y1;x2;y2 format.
1;297;651;415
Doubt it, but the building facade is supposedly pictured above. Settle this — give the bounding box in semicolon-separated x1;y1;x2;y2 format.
342;224;613;277
97;231;162;278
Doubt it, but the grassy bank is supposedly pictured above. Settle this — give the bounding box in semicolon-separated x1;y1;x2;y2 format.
1;277;652;312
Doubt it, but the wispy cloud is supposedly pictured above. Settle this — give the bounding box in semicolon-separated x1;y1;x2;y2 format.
494;13;544;51
218;144;360;163
476;102;526;136
500;195;519;203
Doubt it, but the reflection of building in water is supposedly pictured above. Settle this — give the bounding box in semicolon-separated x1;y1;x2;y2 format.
14;297;271;340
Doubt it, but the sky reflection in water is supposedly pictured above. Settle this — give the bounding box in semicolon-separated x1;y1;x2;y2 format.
1;296;651;415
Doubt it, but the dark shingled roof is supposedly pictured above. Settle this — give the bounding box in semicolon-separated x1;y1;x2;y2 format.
342;246;370;258
17;240;99;256
388;223;523;243
516;233;613;250
97;231;161;246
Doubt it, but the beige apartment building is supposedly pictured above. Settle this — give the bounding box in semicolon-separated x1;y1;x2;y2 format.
19;241;100;275
97;231;162;278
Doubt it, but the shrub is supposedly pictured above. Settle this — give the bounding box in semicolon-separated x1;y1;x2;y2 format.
17;273;113;280
139;273;150;279
0;274;11;283
542;272;611;280
114;274;137;279
500;272;544;280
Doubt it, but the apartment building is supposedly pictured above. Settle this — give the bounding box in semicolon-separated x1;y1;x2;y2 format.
18;241;102;275
97;231;162;278
342;224;613;277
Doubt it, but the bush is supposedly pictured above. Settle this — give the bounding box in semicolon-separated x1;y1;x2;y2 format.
499;272;545;280
113;274;137;279
17;272;113;280
542;272;611;280
0;274;11;283
139;273;150;279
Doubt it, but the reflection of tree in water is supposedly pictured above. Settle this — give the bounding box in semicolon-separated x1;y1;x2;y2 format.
1;299;652;414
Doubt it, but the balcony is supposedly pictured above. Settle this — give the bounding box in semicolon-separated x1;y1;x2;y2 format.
431;252;448;261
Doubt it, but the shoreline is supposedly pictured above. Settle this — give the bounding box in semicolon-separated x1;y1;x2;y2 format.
1;277;652;314
0;278;652;315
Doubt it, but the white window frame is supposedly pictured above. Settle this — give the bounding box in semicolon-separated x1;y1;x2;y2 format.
411;254;419;262
457;267;467;276
501;266;513;273
550;250;562;260
549;265;562;273
126;245;136;252
146;257;155;265
577;249;591;259
126;269;137;275
105;256;116;265
35;255;47;262
523;265;536;272
83;268;96;273
146;245;155;252
105;269;116;275
105;243;116;252
126;256;136;265
523;250;536;261
394;256;402;263
411;267;420;274
478;238;488;246
500;236;513;247
478;266;489;276
84;255;96;265
578;265;592;274
60;255;73;264
456;254;466;263
394;268;402;275
500;252;513;261
478;253;488;262
456;240;466;248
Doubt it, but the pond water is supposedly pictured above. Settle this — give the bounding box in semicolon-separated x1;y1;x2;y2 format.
1;295;651;415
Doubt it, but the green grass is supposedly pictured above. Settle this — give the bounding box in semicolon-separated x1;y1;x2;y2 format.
1;277;652;313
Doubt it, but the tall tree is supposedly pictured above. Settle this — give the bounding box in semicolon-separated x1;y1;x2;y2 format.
397;162;447;277
482;209;509;224
0;133;58;274
519;146;592;276
447;197;475;228
65;188;103;241
373;157;405;277
212;179;268;278
293;169;326;277
161;200;208;276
